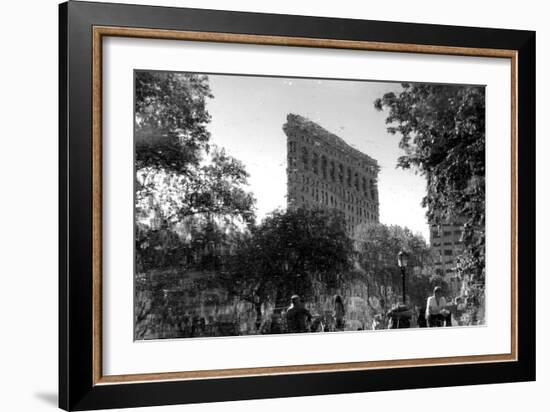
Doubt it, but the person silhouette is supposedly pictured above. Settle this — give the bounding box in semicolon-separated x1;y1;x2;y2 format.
285;295;312;333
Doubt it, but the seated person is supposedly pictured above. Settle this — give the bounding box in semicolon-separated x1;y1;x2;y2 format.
425;287;448;327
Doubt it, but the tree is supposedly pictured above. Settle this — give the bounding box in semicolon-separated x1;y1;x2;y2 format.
374;84;485;280
136;146;256;227
224;207;354;329
355;223;432;310
135;71;212;173
134;72;256;271
135;71;214;227
135;222;187;272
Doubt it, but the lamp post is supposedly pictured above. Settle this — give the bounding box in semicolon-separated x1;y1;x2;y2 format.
397;250;408;305
387;250;411;329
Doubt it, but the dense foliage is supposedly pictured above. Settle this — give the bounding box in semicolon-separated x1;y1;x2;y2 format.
134;72;256;273
135;71;212;172
374;84;486;280
224;208;354;313
355;223;434;309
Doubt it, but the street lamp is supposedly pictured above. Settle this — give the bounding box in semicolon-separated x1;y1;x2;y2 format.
387;250;412;329
397;250;408;304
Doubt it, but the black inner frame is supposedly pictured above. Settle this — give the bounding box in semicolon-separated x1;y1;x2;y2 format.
59;1;536;410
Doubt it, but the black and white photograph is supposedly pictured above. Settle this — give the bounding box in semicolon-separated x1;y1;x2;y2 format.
133;71;486;340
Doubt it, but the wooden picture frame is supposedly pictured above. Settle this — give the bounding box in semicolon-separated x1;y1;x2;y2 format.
59;1;535;410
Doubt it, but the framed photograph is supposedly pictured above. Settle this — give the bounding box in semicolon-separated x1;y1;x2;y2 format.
59;1;535;410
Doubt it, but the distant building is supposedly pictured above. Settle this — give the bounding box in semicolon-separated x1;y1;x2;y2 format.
283;113;379;236
429;220;465;279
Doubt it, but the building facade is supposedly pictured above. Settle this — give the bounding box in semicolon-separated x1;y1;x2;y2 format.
283;114;379;235
429;220;465;278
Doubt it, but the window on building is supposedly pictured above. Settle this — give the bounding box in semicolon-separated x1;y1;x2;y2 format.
354;172;359;191
347;167;352;187
443;250;453;256
288;154;296;168
329;161;335;181
369;179;376;199
301;147;309;170
443;231;452;236
289;141;296;153
312;152;319;175
321;155;327;179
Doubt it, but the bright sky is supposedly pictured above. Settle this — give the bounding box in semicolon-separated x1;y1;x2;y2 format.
204;74;430;241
